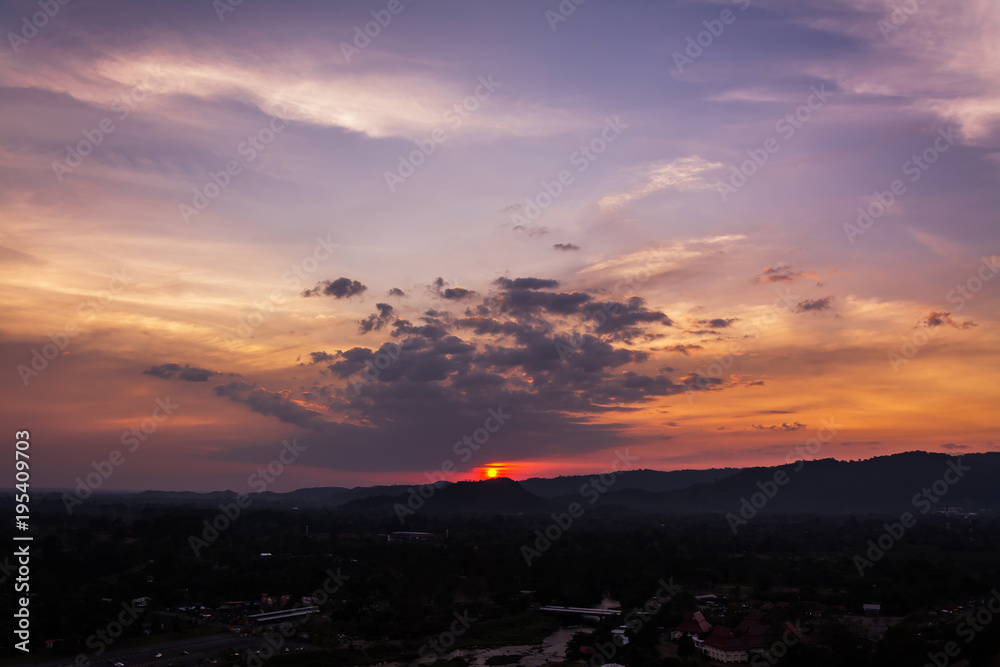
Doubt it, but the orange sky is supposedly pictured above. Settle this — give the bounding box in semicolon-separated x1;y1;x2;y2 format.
1;0;998;492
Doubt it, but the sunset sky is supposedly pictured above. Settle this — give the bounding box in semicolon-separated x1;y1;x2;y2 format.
2;0;998;492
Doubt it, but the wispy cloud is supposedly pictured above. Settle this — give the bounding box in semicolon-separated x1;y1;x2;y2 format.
598;156;723;208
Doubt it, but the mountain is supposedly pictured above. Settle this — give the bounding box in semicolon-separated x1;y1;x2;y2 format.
585;451;1000;515
338;476;550;515
518;467;740;497
67;451;1000;516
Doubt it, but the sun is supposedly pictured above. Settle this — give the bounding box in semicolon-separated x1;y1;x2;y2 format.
486;467;498;478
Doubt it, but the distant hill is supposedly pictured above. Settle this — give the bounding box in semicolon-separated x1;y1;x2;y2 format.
56;451;1000;517
518;467;740;497
338;477;550;515
585;451;1000;515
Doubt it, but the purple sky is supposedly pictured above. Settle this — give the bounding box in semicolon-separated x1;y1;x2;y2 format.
2;0;998;492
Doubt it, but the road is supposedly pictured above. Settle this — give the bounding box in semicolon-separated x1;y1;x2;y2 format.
12;633;312;667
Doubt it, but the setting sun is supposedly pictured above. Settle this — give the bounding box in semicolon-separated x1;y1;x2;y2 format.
486;468;497;478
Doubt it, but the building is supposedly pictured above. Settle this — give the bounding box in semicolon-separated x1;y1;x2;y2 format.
686;610;775;663
387;531;435;543
701;627;749;663
671;611;712;640
734;610;772;652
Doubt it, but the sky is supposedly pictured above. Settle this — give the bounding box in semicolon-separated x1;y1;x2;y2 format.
1;0;998;493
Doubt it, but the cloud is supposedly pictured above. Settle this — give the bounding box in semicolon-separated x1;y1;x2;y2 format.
495;277;560;290
695;317;739;329
388;288;406;297
753;264;821;284
664;344;702;356
598;156;723;208
588;297;672;341
304;351;335;365
358;303;395;333
795;297;834;313
750;422;806;431
442;287;475;300
214;381;328;430
6;47;587;142
302;277;368;299
143;363;223;382
189;275;727;470
939;443;969;450
553;243;580;251
580;235;745;280
922;311;976;329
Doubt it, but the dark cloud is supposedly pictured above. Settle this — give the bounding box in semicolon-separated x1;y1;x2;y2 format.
441;287;475;300
143;363;221;382
388;287;406;297
795;296;834;313
750;422;806;431
753;264;818;283
494;288;592;316
511;224;549;236
214;381;327;430
664;344;702;355
586;296;672;341
358;303;394;333
922;311;976;329
305;351;335;365
696;317;739;329
454;317;530;338
494;277;560;290
302;277;368;299
391;319;449;340
939;443;969;450
191;276;731;472
553;243;580;251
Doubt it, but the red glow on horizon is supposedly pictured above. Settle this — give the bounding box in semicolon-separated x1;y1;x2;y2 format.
473;462;525;480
